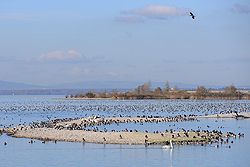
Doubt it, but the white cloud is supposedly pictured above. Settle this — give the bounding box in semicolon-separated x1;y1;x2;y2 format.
36;50;88;63
120;5;190;20
70;66;82;75
107;72;118;76
231;3;250;14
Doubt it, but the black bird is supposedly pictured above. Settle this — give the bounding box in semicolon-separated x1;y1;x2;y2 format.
189;12;195;19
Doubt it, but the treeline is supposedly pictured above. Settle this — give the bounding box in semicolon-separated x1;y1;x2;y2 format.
67;82;250;100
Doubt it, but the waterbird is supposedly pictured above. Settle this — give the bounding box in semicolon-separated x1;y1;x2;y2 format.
189;12;195;19
162;140;173;149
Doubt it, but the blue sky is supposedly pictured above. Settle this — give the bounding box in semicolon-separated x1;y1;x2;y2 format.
0;0;249;87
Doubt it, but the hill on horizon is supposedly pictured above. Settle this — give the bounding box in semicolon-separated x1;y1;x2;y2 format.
0;80;249;91
0;80;43;90
47;81;201;90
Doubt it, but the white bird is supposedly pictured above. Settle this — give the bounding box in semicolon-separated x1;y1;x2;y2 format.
189;12;195;19
162;140;173;149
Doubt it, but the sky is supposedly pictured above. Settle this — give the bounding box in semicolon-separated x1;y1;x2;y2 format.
0;0;250;87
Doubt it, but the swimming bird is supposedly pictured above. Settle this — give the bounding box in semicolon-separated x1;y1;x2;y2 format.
162;140;173;149
189;12;195;19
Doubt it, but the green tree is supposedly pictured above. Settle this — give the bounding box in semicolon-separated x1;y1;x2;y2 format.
85;90;95;98
164;81;170;92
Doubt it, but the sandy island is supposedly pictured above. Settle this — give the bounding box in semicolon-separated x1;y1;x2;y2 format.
2;113;248;145
197;112;250;118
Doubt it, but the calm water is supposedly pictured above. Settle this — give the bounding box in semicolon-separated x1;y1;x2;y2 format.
0;95;250;167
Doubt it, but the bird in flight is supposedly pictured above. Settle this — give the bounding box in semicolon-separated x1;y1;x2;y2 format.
189;12;195;19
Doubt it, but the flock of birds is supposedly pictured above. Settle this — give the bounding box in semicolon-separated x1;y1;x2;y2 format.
0;99;248;123
1;98;249;148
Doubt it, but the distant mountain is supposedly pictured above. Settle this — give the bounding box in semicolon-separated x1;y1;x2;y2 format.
1;80;199;91
48;81;250;90
1;79;249;92
0;80;43;90
48;81;145;90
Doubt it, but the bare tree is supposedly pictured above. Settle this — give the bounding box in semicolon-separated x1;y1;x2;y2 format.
147;79;152;91
154;87;163;95
111;89;119;96
134;83;150;94
225;83;236;94
196;86;206;94
173;85;179;91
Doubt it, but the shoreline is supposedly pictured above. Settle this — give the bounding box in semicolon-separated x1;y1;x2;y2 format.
3;113;248;145
197;112;250;118
9;129;211;145
55;97;113;100
56;97;250;100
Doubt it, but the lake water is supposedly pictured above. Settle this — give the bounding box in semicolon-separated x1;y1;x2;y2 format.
1;95;250;167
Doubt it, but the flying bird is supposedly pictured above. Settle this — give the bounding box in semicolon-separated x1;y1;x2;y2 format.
189;12;195;19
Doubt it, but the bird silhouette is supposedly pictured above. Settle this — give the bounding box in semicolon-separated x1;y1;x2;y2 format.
189;12;195;19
